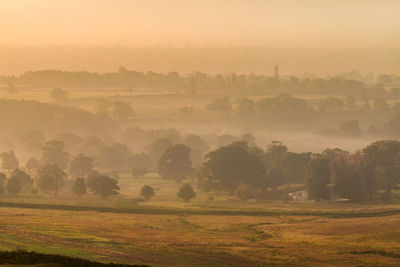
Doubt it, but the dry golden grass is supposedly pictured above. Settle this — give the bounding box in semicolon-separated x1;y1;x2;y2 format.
0;206;399;266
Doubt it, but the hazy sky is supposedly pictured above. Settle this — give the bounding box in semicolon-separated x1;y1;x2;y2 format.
0;0;399;48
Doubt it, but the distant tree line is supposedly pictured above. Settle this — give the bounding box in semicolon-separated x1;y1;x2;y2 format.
2;68;399;96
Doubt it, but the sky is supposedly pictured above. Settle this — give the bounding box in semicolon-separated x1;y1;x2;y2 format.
0;0;399;48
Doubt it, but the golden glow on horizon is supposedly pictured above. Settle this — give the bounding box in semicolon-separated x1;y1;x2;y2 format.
0;0;399;48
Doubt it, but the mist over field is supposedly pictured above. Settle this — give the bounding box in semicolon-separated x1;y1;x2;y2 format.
0;1;399;266
1;46;399;76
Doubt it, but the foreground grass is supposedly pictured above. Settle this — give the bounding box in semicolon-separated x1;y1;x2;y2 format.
1;200;400;219
0;250;145;267
0;207;400;266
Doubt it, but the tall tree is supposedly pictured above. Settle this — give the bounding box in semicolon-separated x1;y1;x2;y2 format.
41;140;70;170
157;144;193;181
6;176;21;195
197;143;266;193
36;164;67;196
0;151;19;171
71;177;87;195
25;158;40;172
68;154;94;178
305;156;331;201
363;140;400;198
10;168;33;193
110;101;136;122
330;152;376;201
281;152;312;186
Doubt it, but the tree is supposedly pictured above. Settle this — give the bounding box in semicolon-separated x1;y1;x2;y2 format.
132;166;148;178
41;140;70;170
0;151;19;171
305;157;330;201
157;144;193;181
145;138;172;165
140;185;155;200
10;168;33;193
6;176;21;195
241;133;257;148
36;165;67;196
87;174;119;199
110;101;136;122
197;143;266;193
68;154;94;178
260;141;288;170
321;148;349;162
266;167;285;189
50;87;69;103
256;94;312;117
26;158;40;171
177;183;196;202
0;173;6;194
363;140;400;198
71;178;87;195
330;152;376;201
281;152;312;186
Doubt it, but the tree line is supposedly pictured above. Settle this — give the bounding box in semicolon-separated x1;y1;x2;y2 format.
2;68;399;96
1;135;399;202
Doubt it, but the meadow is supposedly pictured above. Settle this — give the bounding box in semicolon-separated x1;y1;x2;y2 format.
1;204;400;266
0;174;400;266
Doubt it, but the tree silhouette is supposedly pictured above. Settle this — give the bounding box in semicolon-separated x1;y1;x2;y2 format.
71;178;87;195
157;144;193;181
140;185;155;200
177;183;196;202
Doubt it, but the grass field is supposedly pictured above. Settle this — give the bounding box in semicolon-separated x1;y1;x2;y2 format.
1;205;400;266
1;173;400;267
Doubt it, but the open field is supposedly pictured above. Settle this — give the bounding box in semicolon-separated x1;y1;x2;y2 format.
0;204;400;266
0;173;400;266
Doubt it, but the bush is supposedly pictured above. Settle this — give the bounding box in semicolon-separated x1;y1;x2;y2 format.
177;183;196;202
140;185;155;200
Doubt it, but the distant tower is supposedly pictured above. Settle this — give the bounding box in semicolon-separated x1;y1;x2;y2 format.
274;65;279;80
